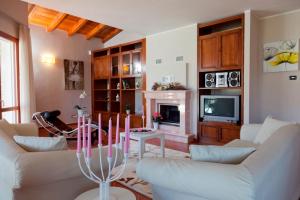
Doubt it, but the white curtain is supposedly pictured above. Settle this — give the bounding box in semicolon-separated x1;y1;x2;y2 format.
19;24;36;123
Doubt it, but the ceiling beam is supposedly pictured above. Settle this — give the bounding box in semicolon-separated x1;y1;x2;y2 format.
68;18;88;36
86;24;106;40
102;29;122;43
47;13;68;32
28;4;37;19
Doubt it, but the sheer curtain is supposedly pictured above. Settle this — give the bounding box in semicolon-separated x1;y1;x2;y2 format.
19;24;36;123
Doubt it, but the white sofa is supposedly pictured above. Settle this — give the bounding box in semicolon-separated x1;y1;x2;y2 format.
137;124;300;200
0;120;122;200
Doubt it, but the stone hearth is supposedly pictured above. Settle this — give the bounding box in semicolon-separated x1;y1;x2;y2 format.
144;90;194;143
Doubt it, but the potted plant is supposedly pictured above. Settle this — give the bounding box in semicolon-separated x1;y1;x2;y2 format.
125;104;131;115
152;112;162;130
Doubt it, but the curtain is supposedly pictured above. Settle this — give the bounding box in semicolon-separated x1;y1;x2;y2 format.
19;24;36;123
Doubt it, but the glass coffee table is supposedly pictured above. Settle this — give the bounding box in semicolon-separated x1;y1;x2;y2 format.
120;129;165;160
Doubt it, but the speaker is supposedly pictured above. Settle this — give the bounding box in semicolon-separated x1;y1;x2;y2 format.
228;71;240;87
205;73;216;88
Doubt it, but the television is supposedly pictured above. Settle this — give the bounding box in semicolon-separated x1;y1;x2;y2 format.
200;95;240;123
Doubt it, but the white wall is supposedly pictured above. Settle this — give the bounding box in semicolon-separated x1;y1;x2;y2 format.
251;10;300;123
146;24;198;136
30;26;103;123
0;0;28;38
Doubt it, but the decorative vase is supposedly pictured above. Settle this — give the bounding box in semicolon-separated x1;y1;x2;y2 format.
153;122;159;130
77;109;84;117
126;110;130;115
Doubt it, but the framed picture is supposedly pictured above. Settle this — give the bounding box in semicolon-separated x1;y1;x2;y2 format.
263;40;299;72
64;59;84;90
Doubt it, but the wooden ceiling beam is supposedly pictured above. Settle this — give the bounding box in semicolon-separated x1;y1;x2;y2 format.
28;4;37;19
47;12;68;32
102;29;122;43
68;18;88;36
86;24;106;40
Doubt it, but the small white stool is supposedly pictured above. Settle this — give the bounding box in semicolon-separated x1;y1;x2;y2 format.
75;187;136;200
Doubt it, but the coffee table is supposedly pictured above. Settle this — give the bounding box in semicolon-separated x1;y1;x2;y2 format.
74;187;136;200
120;130;165;160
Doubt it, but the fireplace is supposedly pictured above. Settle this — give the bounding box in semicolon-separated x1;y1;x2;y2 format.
144;90;194;143
159;104;180;126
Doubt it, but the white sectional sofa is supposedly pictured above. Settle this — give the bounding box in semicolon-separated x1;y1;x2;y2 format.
137;123;300;200
0;120;122;200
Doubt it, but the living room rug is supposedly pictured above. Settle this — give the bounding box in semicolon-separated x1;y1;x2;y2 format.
114;141;190;199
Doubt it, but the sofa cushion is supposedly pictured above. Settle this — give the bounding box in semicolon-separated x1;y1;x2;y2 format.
189;145;256;164
13;136;68;152
254;116;293;144
225;139;260;148
0;119;18;138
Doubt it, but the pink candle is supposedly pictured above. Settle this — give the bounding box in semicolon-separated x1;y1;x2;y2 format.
87;119;92;157
82;116;86;149
115;113;120;144
98;113;102;145
125;117;130;154
77;116;81;154
108;118;113;158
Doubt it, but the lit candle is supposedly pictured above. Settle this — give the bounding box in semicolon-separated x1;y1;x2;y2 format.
87;119;92;158
108;118;112;158
82;116;86;149
98;113;102;145
115;113;119;144
77;116;81;154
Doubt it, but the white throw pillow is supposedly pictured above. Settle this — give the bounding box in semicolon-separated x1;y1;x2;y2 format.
190;145;256;164
14;136;68;152
254;116;293;144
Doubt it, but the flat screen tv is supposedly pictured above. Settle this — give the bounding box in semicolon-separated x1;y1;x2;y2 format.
200;95;240;123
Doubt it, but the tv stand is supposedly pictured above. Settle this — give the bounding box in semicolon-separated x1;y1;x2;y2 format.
198;121;241;145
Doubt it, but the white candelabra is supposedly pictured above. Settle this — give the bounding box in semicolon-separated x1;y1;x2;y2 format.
76;114;131;200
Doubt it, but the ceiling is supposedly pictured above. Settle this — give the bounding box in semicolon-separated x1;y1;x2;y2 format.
24;0;300;36
28;4;122;42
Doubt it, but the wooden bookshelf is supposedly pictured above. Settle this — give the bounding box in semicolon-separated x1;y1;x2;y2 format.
91;39;146;128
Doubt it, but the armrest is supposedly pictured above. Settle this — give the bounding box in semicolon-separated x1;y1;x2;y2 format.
11;123;39;137
240;124;262;142
15;147;123;187
137;158;253;200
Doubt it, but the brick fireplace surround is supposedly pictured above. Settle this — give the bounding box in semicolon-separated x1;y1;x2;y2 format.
144;90;194;143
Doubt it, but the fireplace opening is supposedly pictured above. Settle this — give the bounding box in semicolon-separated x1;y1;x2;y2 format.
159;104;180;126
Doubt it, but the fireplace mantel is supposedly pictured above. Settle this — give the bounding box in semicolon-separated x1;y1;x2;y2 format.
144;90;193;143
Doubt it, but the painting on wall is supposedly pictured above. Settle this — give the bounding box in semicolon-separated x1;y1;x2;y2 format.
64;59;84;90
263;40;299;72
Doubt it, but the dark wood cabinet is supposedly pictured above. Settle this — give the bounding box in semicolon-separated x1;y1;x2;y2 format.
199;121;241;145
199;28;243;71
94;56;110;79
92;39;146;129
199;35;219;70
220;29;243;69
197;14;244;145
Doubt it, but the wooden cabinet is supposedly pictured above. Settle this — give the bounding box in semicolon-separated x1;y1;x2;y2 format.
199;28;242;71
198;122;241;145
94;56;110;79
220;29;243;69
199;35;219;70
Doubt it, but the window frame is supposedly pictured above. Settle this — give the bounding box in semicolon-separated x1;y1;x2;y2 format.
0;31;21;123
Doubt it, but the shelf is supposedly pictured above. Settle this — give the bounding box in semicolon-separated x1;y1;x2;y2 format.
94;77;109;80
94;89;108;91
111;101;120;103
199;87;241;90
94;99;109;102
111;76;120;79
199;67;241;73
122;88;141;91
121;75;142;78
111;89;120;91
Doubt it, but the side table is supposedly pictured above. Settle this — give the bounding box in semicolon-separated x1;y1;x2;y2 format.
74;187;136;200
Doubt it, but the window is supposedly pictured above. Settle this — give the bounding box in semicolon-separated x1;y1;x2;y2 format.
0;32;20;123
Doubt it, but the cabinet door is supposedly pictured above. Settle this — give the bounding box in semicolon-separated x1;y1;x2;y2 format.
200;125;219;141
94;56;110;79
199;35;219;70
220;29;243;69
219;127;240;143
121;52;131;76
111;55;119;77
